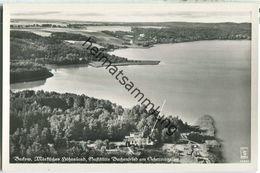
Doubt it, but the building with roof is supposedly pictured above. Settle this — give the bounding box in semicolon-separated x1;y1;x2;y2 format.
124;132;154;147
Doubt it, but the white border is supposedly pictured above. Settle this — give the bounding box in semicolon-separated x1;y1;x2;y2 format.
2;3;259;171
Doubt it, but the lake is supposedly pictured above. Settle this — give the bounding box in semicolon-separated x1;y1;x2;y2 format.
86;26;132;32
11;40;251;163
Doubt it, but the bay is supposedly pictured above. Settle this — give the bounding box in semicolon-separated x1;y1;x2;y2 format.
11;40;251;163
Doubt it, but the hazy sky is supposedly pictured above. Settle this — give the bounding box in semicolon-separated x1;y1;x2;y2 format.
4;0;260;3
10;4;251;23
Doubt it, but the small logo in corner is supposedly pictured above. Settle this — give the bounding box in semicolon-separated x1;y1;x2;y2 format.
240;147;249;161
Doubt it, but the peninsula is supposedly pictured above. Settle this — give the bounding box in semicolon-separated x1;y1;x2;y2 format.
89;60;160;68
10;20;251;83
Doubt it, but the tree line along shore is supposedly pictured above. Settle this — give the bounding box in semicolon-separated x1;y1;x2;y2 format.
10;90;224;163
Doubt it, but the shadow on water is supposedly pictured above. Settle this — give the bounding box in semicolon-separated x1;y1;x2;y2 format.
10;80;47;90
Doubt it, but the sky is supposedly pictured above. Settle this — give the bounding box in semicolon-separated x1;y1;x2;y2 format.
9;4;251;23
3;0;260;3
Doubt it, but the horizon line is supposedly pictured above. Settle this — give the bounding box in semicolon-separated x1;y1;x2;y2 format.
11;18;251;24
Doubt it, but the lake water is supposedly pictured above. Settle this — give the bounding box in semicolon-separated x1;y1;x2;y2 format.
11;40;251;163
86;26;132;32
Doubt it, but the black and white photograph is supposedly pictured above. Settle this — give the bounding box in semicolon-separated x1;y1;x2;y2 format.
1;2;258;171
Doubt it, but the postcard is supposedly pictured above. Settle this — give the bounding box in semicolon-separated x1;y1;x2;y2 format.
2;2;258;171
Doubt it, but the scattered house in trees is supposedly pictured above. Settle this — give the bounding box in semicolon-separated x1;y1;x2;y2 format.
138;33;145;39
122;35;134;45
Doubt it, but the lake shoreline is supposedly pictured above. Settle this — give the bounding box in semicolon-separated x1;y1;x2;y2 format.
10;39;250;84
10;59;160;83
10;71;53;84
88;60;160;68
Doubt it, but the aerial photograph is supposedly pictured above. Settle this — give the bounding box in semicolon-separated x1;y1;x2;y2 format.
9;4;251;164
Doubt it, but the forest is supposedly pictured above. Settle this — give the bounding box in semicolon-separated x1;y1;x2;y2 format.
10;30;131;82
104;23;251;46
10;61;53;83
10;30;129;65
10;90;217;162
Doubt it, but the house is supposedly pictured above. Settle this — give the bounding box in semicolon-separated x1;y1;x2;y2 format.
122;35;134;45
124;132;154;147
